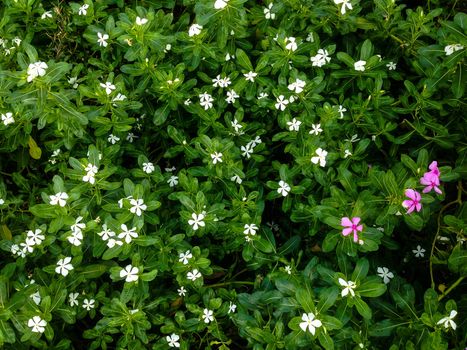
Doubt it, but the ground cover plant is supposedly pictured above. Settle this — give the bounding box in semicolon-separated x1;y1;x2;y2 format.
0;0;466;349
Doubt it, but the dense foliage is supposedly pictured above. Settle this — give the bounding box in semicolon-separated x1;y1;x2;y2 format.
0;0;466;349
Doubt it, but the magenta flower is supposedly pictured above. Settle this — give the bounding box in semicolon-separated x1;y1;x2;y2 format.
428;161;440;177
420;172;442;194
402;189;422;214
341;217;363;242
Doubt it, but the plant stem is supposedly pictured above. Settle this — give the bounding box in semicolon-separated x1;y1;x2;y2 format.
438;276;465;301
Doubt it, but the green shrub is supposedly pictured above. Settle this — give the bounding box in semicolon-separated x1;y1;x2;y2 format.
0;0;466;349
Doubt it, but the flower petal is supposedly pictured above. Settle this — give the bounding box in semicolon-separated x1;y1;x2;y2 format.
341;217;352;227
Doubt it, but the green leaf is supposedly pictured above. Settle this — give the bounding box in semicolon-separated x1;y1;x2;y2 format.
318;331;334;350
295;283;315;312
29;204;57;219
352;258;369;281
49;91;88;125
278;236;301;255
354;297;372;319
236;48;253;71
79;264;109;279
322;231;340;252
403;214;424;231
451;64;465;98
358;278;387;297
153;104;170;125
360;39;373;60
447;244;467;275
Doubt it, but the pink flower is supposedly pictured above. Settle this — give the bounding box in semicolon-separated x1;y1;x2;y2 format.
428;161;440;177
402;189;422;214
420;172;442;194
341;217;363;242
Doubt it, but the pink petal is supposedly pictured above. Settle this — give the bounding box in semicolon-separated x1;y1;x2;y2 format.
434;186;442;195
341;217;352;227
422;185;433;193
351;217;361;225
420;176;431;186
342;228;352;236
406;205;415;214
404;189;416;200
402;199;413;208
415;202;422;212
356;225;363;232
353;232;359;242
429;161;439;176
414;190;421;201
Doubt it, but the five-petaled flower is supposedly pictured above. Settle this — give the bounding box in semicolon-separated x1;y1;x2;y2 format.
288;78;306;93
310;49;331;67
275;95;289;111
167;333;181;348
28;316;47;333
412;245;426;258
49;192;69;207
69;292;79;307
299;312;322;335
338;278;357;297
78;4;89;16
136;16;148;25
444;44;463;56
243;223;258;235
120;264;139;282
118;224;138;243
97;32;109;47
244;71;257;82
177;286;187;296
100;81;116;95
420;161;442;194
179;250;193;265
386;61;397;70
264;3;275;19
214;0;229;10
129;198;147;217
402;189;422;214
277;180;291;197
188;213;205;230
334;0;353;15
311;148;328;167
437;310;457;330
285;37;297;51
142;162;154;174
1;112;15;126
202;308;214;323
287;118;301;131
341;217;363;243
188;24;202;37
167;175;179;187
55;257;74;276
27;61;48;82
309;123;323;135
82;298;95;310
187;269;202;281
228;302;237;314
26;229;45;246
377;267;394;284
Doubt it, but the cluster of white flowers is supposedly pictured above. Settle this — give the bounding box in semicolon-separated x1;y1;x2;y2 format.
10;229;45;258
240;136;262;159
310;49;331;67
97;224;122;248
199;92;214;110
82;162;98;184
212;75;231;88
67;217;86;246
0;37;21;56
68;292;96;311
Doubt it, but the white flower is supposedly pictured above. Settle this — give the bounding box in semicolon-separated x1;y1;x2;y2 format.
49;192;68;207
188;213;205;230
179;250;193;265
334;0;353;15
27;61;48;82
82;171;96;184
285;37;297;51
69;292;79;307
41;11;52;19
287;78;306;93
299;312;322;335
142;162;155;174
228;302;237;314
129;198;147;217
258;92;269;99
1;112;14;126
100;81;115;95
311;148;328;167
264;3;275;19
285;265;292;274
287;118;301;131
55;257;74;276
98;224;115;241
437;310;457;330
243;223;258;235
277;180;291;197
112;93;127;103
67;230;83;246
108;134;120;144
231;174;242;184
338;105;347;118
97;32;109;47
26;229;44;246
444;44;464;56
78;4;89;15
118;224;138;244
82;298;95;310
107;237;123;248
184;98;192;105
120;264;139;282
241;144;254;158
30;291;41;305
306;32;314;42
199;92;214;110
310;49;331;67
0;198;4;205
386;61;397;70
188;24;203;37
225;89;239;104
68;76;79;88
187;269;202;281
136;16;148;25
167;333;181;348
167;175;179;187
354;60;366;71
12;37;22;46
28;316;47;333
338;278;357;297
211;152;223;164
177;286;187;297
126;132;138;143
20;241;34;254
214;0;229;10
309;123;323;135
377;267;394;284
344;149;352;158
71;217;86;234
202;308;214;323
275;95;289;111
244;71;257;82
231;119;243;133
412;245;426;258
